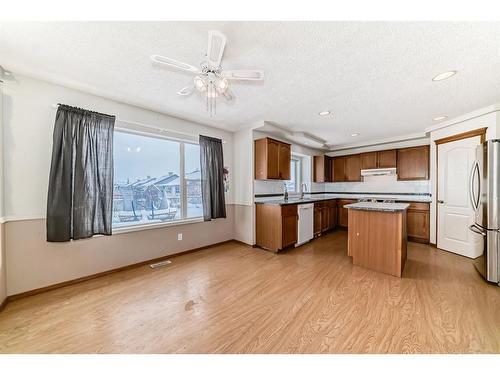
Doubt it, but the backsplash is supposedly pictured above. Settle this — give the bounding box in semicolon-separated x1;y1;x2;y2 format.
324;175;430;194
254;175;430;197
254;180;325;195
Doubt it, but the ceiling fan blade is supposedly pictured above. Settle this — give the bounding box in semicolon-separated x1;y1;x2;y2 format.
222;70;264;81
207;30;227;69
177;85;195;96
151;55;200;73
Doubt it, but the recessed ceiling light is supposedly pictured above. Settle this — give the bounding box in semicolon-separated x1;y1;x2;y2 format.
351;133;360;137
433;115;448;121
319;111;331;116
432;71;457;81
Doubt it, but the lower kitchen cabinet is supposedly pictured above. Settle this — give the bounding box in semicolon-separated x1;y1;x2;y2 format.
337;199;357;227
314;200;338;236
402;202;430;243
256;204;298;252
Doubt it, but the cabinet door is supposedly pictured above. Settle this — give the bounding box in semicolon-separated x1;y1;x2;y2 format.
328;203;337;229
282;214;298;248
407;209;430;242
397;146;429;180
266;139;280;179
377;149;397;168
325;157;333;182
313;155;325;182
361;152;378;169
321;207;329;232
345;155;362;182
333;157;346;182
278;142;291;180
338;201;349;227
313;205;322;235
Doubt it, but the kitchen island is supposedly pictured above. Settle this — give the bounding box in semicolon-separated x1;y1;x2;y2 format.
345;202;409;277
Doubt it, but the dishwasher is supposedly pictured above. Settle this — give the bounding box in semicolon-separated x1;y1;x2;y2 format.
296;203;314;246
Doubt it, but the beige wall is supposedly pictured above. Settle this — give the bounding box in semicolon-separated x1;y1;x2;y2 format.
2;74;239;297
5;206;235;296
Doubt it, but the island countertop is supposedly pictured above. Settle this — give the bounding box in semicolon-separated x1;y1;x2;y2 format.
344;202;410;212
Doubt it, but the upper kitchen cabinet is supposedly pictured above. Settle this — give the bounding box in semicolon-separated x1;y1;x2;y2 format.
333;157;346;182
313;155;332;182
361;150;397;169
344;154;362;182
396;145;430;180
361;152;378;169
254;137;291;180
377;149;397;168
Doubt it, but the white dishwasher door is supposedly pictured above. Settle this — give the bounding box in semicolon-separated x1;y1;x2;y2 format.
297;203;314;246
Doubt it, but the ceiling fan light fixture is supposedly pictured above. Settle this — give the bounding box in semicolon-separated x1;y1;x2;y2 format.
194;76;207;92
217;78;229;93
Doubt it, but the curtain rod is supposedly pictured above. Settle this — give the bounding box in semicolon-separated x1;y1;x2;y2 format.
51;103;226;144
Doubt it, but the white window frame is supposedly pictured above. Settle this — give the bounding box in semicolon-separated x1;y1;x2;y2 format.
112;127;203;234
287;156;302;193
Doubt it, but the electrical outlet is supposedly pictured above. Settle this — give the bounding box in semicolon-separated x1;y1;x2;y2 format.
177;233;183;241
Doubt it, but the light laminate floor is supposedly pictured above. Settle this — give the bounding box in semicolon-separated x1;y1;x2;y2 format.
0;231;499;353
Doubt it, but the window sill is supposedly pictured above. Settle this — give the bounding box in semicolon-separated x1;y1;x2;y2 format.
112;217;204;235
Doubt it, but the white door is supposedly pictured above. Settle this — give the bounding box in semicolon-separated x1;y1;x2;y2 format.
437;136;483;258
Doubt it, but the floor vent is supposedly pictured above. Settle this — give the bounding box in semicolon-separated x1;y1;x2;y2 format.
150;260;172;269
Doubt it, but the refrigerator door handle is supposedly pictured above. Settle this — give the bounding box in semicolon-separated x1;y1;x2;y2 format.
468;161;476;211
468;160;480;212
469;224;486;236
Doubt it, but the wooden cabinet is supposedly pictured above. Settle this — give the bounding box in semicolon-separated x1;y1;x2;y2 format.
255;204;298;252
344;154;362;182
348;208;407;277
361;150;397;170
278;142;291;180
327;200;337;230
361;152;378;169
337;199;356;227
401;202;430;243
332;157;345;182
377;149;397;168
397;145;429;180
254;137;291;180
313;200;337;235
313;155;332;182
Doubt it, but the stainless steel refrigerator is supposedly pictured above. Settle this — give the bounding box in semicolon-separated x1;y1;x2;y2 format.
468;139;499;285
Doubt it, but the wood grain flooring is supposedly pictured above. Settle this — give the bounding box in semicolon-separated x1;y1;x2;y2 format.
0;232;499;353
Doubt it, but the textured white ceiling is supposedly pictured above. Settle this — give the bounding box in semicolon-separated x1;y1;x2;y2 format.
1;21;500;147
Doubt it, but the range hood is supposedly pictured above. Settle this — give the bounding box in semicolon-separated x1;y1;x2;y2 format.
360;168;397;177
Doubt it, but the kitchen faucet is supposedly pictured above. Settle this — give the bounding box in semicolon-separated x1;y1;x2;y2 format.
300;183;307;199
283;182;288;201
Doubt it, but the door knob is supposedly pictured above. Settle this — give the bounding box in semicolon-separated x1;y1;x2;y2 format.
438;200;444;204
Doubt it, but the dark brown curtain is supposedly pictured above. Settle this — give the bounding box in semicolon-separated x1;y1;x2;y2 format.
46;104;115;242
199;135;226;221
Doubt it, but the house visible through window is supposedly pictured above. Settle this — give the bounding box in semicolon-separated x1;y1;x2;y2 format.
286;157;301;193
112;130;203;228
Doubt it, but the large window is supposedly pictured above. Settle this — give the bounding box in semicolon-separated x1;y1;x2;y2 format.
285;157;301;193
112;130;203;229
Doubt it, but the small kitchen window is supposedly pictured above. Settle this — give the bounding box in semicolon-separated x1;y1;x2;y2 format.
286;157;302;193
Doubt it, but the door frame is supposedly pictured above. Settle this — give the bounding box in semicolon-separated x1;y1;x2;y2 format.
434;127;486;250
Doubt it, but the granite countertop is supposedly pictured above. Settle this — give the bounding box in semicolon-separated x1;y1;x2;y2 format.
254;193;431;206
344;202;410;212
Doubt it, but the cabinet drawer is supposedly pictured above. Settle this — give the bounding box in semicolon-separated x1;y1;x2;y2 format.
281;204;298;216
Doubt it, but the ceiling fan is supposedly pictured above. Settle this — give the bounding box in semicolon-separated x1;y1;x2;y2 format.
151;30;264;116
